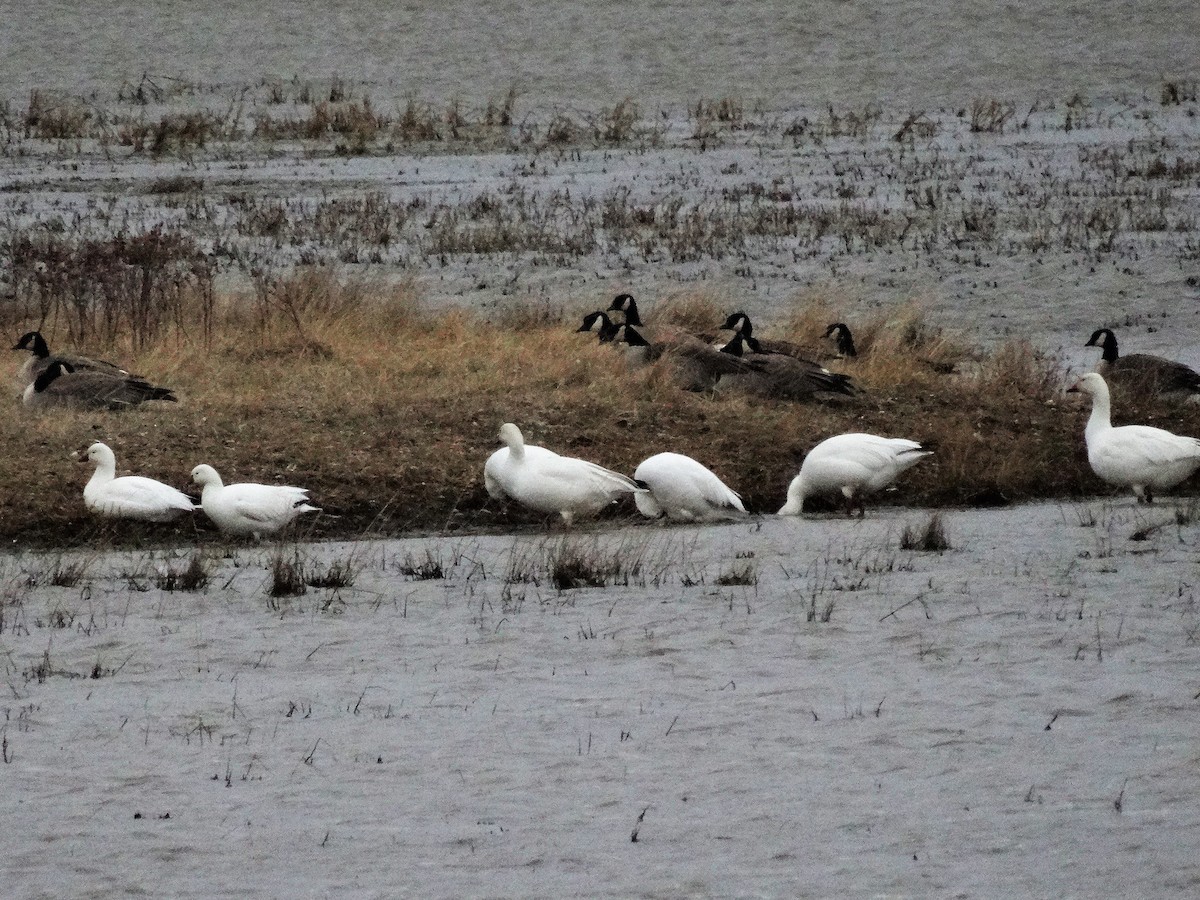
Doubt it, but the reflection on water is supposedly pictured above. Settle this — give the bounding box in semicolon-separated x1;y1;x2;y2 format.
0;0;1194;107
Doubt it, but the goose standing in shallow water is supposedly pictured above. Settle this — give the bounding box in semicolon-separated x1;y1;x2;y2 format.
1085;327;1200;399
23;361;177;410
484;423;641;524
191;464;319;538
82;442;195;522
1067;372;1200;503
778;433;932;517
633;452;746;522
13;330;133;385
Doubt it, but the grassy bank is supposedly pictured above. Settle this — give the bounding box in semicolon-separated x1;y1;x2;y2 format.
5;273;1199;549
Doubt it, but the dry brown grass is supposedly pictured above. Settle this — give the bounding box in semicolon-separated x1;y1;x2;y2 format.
7;278;1200;547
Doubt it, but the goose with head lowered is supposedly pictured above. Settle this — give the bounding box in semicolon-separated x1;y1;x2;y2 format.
23;361;177;410
1067;371;1200;503
720;311;825;362
778;432;932;517
13;330;133;385
576;311;620;343
719;331;856;400
611;323;760;392
81;442;196;522
1085;328;1200;399
190;464;320;538
824;322;858;358
633;452;746;522
484;422;642;525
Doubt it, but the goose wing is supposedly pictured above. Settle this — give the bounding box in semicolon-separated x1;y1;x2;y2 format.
1095;426;1200;470
91;476;194;518
225;484;311;523
1113;354;1200;394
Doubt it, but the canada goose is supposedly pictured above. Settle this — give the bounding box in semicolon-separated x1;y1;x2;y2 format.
778;433;932;517
576;311;619;343
612;323;759;392
484;422;641;524
824;322;858;358
12;330;132;385
1084;328;1200;398
190;464;320;538
1067;372;1200;503
607;293;648;326
23;361;178;410
81;442;195;522
720;311;823;361
719;332;857;400
633;452;746;522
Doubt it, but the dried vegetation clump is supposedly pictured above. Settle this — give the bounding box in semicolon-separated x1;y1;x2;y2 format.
6;273;1200;548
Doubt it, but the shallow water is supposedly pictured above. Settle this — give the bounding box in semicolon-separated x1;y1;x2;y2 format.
3;503;1200;897
2;0;1196;106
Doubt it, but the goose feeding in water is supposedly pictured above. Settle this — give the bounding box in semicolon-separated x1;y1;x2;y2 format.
778;432;932;517
484;422;641;524
1067;372;1200;503
1084;327;1200;399
23;361;177;410
13;330;133;385
632;452;746;522
81;442;196;522
190;464;320;538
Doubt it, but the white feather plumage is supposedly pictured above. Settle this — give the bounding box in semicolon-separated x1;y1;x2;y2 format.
484;423;640;524
83;442;195;522
633;452;745;521
1069;372;1200;502
778;432;932;517
191;464;319;537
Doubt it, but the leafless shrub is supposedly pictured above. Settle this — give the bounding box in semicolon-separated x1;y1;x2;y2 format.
969;98;1014;134
268;551;308;598
900;514;951;552
156;554;210;592
715;562;757;586
306;557;357;589
23;90;93;139
9;228;216;348
397;550;445;580
1161;79;1198;105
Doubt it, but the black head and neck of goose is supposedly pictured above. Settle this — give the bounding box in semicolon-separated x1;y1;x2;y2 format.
577;311;618;342
14;331;50;358
719;332;746;357
608;293;644;327
614;323;651;348
1085;328;1119;363
33;360;74;392
720;312;752;338
824;323;857;357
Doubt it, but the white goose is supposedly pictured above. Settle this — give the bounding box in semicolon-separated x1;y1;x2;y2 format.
632;452;746;522
190;464;320;538
778;432;932;517
1067;371;1200;502
82;442;195;522
484;423;641;524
